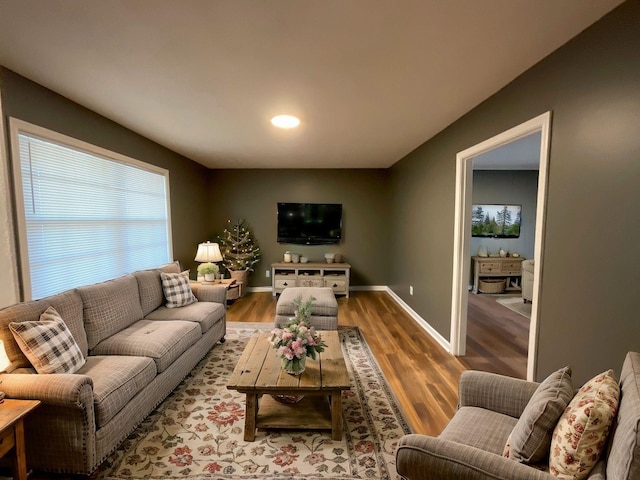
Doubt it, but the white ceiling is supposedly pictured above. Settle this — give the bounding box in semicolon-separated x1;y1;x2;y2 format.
0;0;623;169
473;131;542;170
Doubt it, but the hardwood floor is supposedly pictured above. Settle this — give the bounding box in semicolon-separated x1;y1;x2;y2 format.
463;292;529;379
226;289;529;436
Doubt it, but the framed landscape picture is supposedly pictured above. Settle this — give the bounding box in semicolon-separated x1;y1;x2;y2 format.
471;204;521;238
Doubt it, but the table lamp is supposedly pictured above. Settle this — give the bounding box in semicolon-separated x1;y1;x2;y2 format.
195;241;223;282
0;339;10;403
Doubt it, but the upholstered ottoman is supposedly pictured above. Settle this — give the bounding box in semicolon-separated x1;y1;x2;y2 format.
275;287;338;330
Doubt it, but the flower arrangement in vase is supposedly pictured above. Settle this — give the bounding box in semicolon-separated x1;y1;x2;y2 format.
268;295;326;376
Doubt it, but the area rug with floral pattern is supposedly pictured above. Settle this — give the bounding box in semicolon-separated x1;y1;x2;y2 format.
97;322;412;480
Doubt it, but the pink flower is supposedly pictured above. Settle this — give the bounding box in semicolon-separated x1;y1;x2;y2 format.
355;440;375;453
203;462;222;473
274;451;298;466
198;445;216;456
283;331;294;341
305;453;326;465
207;401;244;426
169;446;193;467
292;339;305;356
278;346;294;360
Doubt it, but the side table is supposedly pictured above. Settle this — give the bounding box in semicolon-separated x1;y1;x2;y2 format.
198;278;240;303
0;399;40;480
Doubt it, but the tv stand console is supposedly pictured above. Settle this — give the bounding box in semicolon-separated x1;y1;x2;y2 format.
472;256;524;294
271;262;351;297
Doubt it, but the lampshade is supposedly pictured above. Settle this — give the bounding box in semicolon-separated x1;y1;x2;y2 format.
0;339;10;403
195;242;223;263
0;340;10;373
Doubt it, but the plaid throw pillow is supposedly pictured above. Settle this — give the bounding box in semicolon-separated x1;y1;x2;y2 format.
161;271;197;308
9;306;86;374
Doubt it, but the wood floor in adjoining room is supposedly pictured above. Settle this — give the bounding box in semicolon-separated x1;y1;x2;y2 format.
227;290;529;436
463;292;529;380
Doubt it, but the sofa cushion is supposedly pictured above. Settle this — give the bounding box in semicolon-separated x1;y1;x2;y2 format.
145;302;225;334
9;306;86;374
90;319;201;373
550;369;619;479
160;261;181;274
78;275;144;350
606;352;640;480
77;355;156;427
161;272;197;308
133;269;164;316
440;406;518;455
504;366;573;463
0;289;87;372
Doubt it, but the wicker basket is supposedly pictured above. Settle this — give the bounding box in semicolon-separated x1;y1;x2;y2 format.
478;278;507;294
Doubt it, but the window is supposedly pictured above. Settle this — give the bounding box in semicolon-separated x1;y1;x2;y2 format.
10;118;172;300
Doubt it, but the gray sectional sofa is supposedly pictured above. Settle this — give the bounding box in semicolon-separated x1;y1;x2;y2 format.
0;262;227;474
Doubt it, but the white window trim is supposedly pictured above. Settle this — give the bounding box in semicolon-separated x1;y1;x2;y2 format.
9;117;173;301
0;99;20;307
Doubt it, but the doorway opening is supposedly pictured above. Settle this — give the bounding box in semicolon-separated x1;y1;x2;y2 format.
450;112;552;381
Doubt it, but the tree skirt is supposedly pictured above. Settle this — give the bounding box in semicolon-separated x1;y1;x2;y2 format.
97;323;412;480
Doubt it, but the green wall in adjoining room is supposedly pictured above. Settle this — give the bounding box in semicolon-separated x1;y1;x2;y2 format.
389;0;640;384
0;67;211;282
207;169;391;288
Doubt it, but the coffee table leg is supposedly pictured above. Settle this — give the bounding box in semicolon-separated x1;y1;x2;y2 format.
244;393;258;441
330;391;343;440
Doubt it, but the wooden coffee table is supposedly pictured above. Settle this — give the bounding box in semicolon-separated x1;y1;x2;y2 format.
227;330;350;441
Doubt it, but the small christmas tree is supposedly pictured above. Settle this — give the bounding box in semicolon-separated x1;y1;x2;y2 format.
218;219;261;272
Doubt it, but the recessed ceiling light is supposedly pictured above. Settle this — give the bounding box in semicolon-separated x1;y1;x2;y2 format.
271;115;300;129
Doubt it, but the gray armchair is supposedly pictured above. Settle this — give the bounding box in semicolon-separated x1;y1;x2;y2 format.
396;352;640;479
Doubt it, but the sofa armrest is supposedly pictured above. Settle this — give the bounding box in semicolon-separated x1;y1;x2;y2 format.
1;372;98;473
0;373;94;407
459;371;539;418
190;282;227;304
396;434;553;480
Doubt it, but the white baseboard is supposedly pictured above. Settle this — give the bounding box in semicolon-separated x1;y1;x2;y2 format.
383;287;451;353
349;285;387;291
246;286;272;293
245;285;451;353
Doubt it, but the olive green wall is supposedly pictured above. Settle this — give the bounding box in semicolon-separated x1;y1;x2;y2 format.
207;169;390;287
2;1;638;384
0;68;211;281
389;0;640;384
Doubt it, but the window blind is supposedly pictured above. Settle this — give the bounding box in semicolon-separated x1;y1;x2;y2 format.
15;129;171;300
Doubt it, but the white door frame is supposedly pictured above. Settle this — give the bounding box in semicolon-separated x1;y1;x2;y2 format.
450;112;552;381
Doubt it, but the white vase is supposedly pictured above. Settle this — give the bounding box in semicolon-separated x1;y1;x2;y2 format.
204;273;216;282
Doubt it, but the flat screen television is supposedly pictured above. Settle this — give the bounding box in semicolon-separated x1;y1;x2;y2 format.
471;204;521;238
277;202;342;245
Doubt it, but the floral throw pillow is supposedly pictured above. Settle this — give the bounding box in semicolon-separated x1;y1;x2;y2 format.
549;369;619;479
161;271;197;308
503;366;574;463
